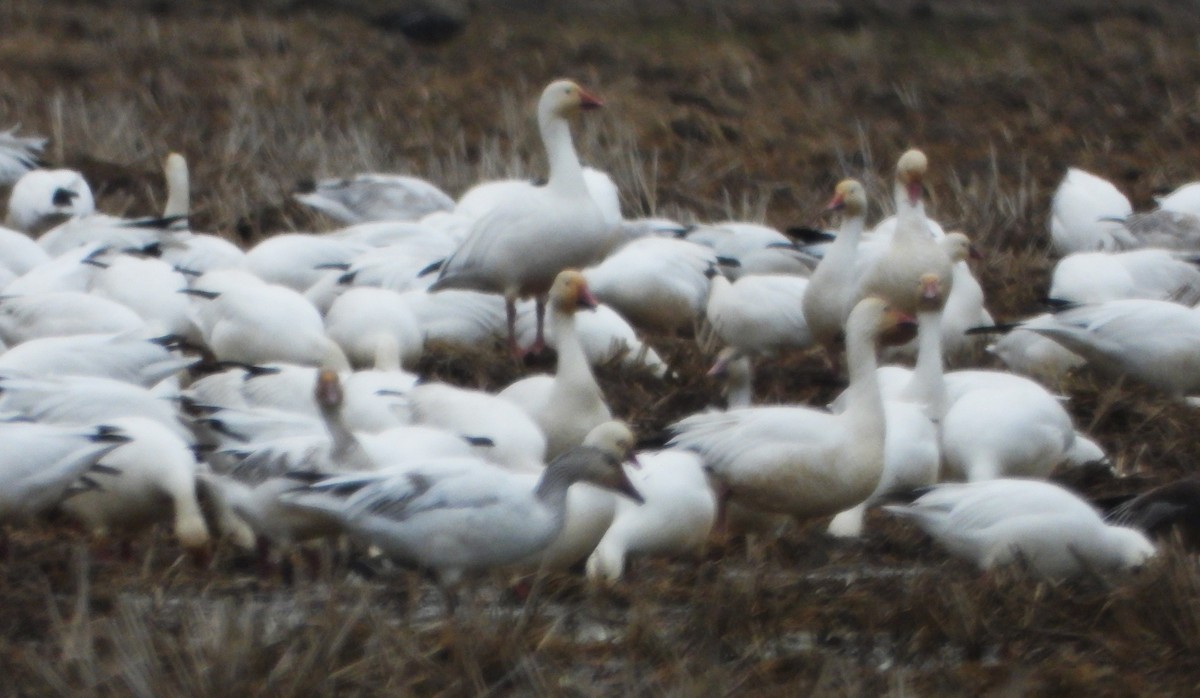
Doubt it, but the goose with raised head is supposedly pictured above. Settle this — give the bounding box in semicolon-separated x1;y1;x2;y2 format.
498;270;611;460
669;296;913;521
858;149;954;316
295;173;455;224
802;179;869;368
885;479;1155;580
0;126;45;186
284;420;643;587
430;80;616;357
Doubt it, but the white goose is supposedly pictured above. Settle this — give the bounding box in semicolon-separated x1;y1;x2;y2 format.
89;254;198;340
0;422;129;524
498;270;611;460
585;448;716;581
0;125;45;186
885;479;1155;580
669;296;912;521
284;420;643;587
704;269;812;386
1049;248;1200;305
514;300;670;377
858;149;954;316
407;382;547;471
802;179;868;367
0;332;189;387
58;417;210;552
581;236;715;335
5;168;95;234
323;287;423;369
1048;167;1133;254
295;173;455;224
430;79;616;356
0;292;146;345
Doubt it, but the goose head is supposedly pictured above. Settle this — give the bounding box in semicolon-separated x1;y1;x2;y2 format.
573;420;644;502
827;179;868;217
895;149;928;207
314;368;344;410
549;269;599;314
916;272;943;311
940;231;981;263
539;79;604;124
1100;525;1157;573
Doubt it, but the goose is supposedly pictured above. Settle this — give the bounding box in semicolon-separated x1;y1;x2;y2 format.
184;269;351;370
407;382;547;471
1048;168;1133;254
0;422;130;524
704;270;812;389
498;270;611;460
5;168;95;234
0;226;52;282
685;222;793;261
585;448;716;582
984;320;1087;387
244;234;370;293
323;286;423;369
514;299;670;378
430;79;616;356
858;149;954;315
1049;248;1200;305
1002;299;1200;401
283;420;642;588
885;479;1155;580
454;166;621;228
0;374;192;443
294;173;455;224
802;179;869;368
0;125;45;186
0;331;189;387
827;274;943;537
89;254;198;340
57;417;209;552
3;242;110;296
0;291;146;345
404;289;508;349
1107;209;1200;251
581;236;715;335
668;296;913;521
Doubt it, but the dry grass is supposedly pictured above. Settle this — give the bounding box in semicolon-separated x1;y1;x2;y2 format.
5;0;1200;694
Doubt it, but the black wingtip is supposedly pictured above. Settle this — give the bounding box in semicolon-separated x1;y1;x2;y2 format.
418;259;445;277
462;435;495;448
964;323;1019;336
786;226;837;244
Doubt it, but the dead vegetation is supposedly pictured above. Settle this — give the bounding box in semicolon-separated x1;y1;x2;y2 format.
4;0;1200;694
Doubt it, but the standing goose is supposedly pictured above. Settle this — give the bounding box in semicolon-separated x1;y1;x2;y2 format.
802;179;869;369
858;149;954;316
284;420;643;587
498;270;610;460
669;296;913;521
430;79;615;357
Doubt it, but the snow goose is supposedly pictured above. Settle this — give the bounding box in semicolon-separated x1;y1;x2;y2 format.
404;289;508;349
0;422;130;524
858;149;954;315
0;126;45;185
668;296;912;521
984;316;1087;386
1049;248;1200;305
0;291;146;345
295;173;455;224
1006;299;1200;401
581;236;715;335
802;179;868;367
0;332;189;387
184;269;351;370
586;448;716;582
455;166;620;228
407;382;547;471
284;420;642;588
514;299;670;377
323;286;423;369
934;232;991;362
885;479;1155;580
430;79;616;356
5;168;95;234
704;269;812;388
0;375;192;443
0;226;51;281
89;254;198;340
1048;168;1133;254
498;270;611;460
58;417;209;551
3;242;110;296
244;234;370;293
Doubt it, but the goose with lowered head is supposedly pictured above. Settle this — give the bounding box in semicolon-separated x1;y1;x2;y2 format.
430;79;617;357
669;296;914;521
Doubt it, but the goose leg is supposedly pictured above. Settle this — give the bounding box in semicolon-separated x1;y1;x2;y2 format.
529;296;548;355
505;298;523;359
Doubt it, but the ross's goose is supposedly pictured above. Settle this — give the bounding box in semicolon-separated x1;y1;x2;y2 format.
431;80;616;356
886;479;1155;580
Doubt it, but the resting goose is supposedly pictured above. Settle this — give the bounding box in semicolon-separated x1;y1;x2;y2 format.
284;420;643;587
886;479;1155;580
5;168;95;234
858;149;954;316
323;286;423;369
1049;248;1200;305
1048;168;1133;254
498;270;611;460
407;382;547;471
0;125;45;186
669;296;912;521
0;332;189;387
0;292;146;345
704;269;812;389
90;254;199;341
1108;478;1200;549
430;80;616;356
802;179;869;368
295;173;455;224
581;236;715;335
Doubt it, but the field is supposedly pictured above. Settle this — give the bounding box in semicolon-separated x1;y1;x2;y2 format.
3;0;1200;694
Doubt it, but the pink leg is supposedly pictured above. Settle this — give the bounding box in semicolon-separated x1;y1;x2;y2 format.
529;297;547;355
506;299;523;359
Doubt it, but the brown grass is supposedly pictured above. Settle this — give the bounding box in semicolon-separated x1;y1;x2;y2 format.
5;0;1200;694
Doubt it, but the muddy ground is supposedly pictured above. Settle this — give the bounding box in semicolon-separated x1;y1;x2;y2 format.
3;0;1200;694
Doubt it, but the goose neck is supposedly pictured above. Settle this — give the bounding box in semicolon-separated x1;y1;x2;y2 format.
903;309;947;419
550;309;597;393
843;324;885;422
539;113;589;197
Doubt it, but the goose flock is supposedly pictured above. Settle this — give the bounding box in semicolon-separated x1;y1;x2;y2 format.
2;77;1198;602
